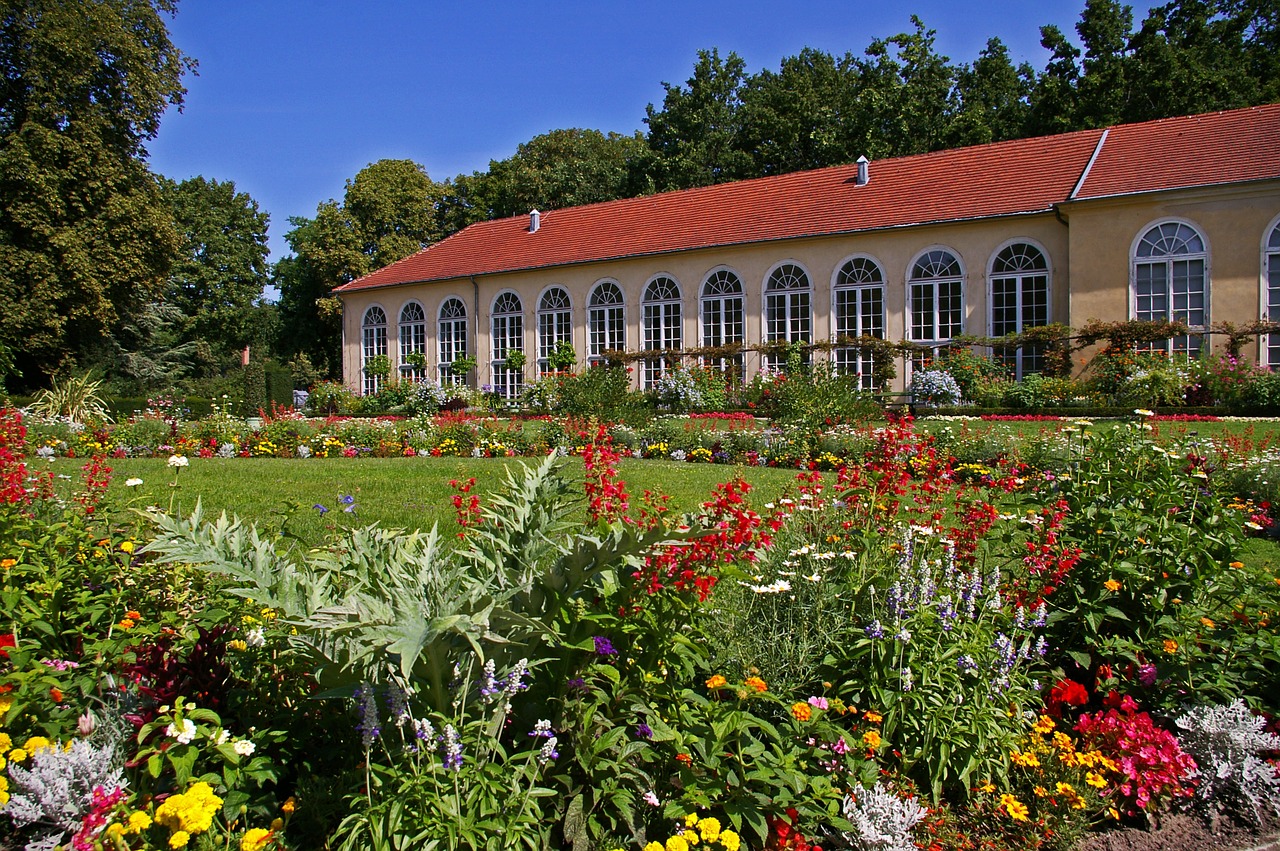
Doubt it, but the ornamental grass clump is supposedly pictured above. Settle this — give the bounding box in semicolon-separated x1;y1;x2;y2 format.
1174;699;1280;823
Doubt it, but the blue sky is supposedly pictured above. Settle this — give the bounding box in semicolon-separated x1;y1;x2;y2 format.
147;1;1151;263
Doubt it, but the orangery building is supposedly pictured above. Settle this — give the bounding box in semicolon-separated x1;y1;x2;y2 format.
334;104;1280;397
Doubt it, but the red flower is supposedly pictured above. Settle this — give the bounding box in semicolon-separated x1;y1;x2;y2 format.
0;633;14;657
1046;678;1089;716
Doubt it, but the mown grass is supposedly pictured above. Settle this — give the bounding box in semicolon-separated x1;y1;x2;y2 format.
44;456;803;548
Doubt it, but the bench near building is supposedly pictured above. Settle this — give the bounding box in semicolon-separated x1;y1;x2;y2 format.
334;104;1280;398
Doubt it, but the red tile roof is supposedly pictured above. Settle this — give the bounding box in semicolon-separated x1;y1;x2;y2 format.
336;105;1280;294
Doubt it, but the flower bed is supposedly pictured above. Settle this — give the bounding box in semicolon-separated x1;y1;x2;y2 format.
4;405;1280;850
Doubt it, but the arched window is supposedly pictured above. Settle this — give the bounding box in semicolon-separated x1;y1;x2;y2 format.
361;306;388;396
491;292;524;400
700;269;744;376
1267;220;1280;366
1132;221;1207;356
909;249;964;370
989;243;1050;378
764;262;811;370
398;302;427;381
642;276;683;388
588;281;625;365
537;287;572;374
438;297;468;385
833;256;885;389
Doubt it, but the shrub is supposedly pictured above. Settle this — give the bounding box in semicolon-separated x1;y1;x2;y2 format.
909;370;962;406
1174;700;1280;823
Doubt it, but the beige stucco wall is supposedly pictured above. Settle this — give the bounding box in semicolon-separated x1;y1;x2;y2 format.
1061;179;1280;375
340;212;1073;394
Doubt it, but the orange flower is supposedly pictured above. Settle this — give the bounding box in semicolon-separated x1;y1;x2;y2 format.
0;558;15;569
1162;638;1179;654
790;702;812;721
49;687;63;703
863;710;883;724
862;730;882;749
281;797;297;815
743;676;767;693
125;610;141;620
675;753;693;765
1103;579;1121;592
705;675;727;689
117;618;135;630
1231;561;1244;569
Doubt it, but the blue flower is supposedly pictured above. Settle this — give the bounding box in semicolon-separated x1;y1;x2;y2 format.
339;494;357;514
313;504;329;515
635;722;652;739
593;636;617;656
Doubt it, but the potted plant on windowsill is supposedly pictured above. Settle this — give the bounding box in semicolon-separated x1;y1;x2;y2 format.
450;355;478;385
504;349;526;373
402;350;427;371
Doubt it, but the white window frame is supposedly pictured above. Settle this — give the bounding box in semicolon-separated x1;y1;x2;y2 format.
587;280;626;366
361;305;388;396
537;286;573;375
398;301;427;382
1262;214;1280;367
763;260;812;371
642;274;683;388
490;291;524;400
700;267;745;376
987;240;1051;379
1130;219;1209;357
438;297;468;386
832;254;886;389
908;247;965;372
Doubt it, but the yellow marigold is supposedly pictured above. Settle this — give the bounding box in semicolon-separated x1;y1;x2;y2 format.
170;831;191;849
8;748;27;763
23;736;54;754
1098;755;1120;772
1000;794;1030;822
118;619;135;630
743;676;767;693
791;702;813;721
1033;715;1055;734
666;836;689;851
863;730;882;749
155;782;223;835
1103;578;1121;592
978;780;996;794
240;827;273;851
705;675;727;689
864;710;883;724
1163;639;1179;654
228;639;248;652
1033;785;1049;798
720;830;741;851
682;829;699;845
1086;771;1107;789
120;541;136;554
127;811;153;834
698;817;721;842
106;823;125;838
1052;731;1074;751
685;813;699;828
645;844;664;851
1056;782;1076;796
1010;750;1040;767
0;733;9;752
281;797;297;815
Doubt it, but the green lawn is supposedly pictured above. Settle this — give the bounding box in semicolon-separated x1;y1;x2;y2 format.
44;456;803;548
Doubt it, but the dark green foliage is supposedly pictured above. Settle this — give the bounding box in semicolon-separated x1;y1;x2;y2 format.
242;360;266;416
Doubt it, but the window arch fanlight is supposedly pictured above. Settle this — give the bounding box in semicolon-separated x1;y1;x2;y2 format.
588;280;625;366
437;297;468;385
1132;220;1208;357
764;262;812;371
989;242;1050;379
700;268;745;376
832;256;886;389
361;305;389;396
490;292;524;400
1264;218;1280;367
398;301;427;381
537;286;572;374
641;275;683;388
909;248;964;371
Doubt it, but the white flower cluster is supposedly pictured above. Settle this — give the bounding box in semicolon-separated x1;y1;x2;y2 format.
1175;700;1280;822
908;370;962;406
654;369;704;411
413;378;448;411
839;782;928;851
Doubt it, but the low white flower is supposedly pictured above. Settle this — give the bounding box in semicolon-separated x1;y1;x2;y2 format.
233;739;256;756
124;478;144;487
166;718;197;745
245;628;266;648
215;729;231;745
167;455;189;468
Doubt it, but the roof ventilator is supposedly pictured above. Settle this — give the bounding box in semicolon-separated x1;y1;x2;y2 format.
529;209;541;233
856;156;870;186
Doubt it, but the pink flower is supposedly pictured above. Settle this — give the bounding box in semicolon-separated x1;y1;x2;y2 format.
808;696;829;710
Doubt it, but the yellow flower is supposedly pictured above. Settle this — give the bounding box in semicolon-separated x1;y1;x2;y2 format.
228;639;248;652
645;844;665;851
170;831;191;849
281;797;297;815
1104;579;1121;592
1033;785;1049;797
127;811;153;833
666;836;689;851
682;829;700;845
23;736;54;755
120;541;136;554
1200;617;1215;629
698;816;721;842
720;830;741;851
862;730;882;749
864;710;883;724
1231;561;1245;569
1052;731;1074;751
240;827;273;851
1010;750;1040;767
978;780;996;794
1086;771;1107;788
791;702;813;721
1163;639;1179;654
1000;794;1030;822
270;818;283;831
8;748;27;763
743;676;767;693
106;823;125;838
0;558;15;569
1056;782;1076;796
0;733;10;751
705;675;727;689
685;813;699;828
1033;715;1055;734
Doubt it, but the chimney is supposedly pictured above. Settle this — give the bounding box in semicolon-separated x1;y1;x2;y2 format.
529;209;541;233
856;156;870;186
